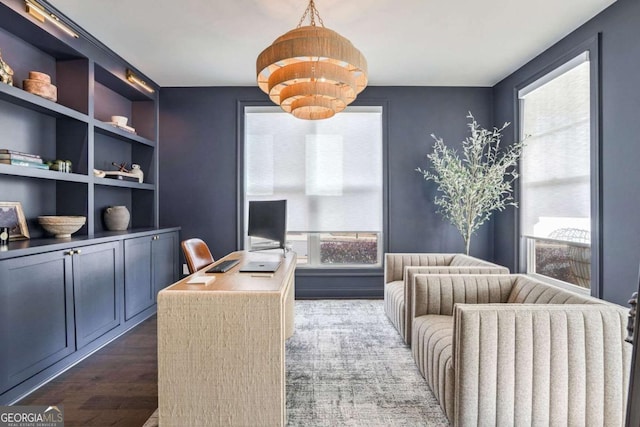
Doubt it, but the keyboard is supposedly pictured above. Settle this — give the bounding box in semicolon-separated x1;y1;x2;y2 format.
206;259;240;273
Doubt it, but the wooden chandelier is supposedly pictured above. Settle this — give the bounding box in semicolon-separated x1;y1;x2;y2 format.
256;0;368;120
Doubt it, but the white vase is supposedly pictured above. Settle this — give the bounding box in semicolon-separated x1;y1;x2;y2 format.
130;164;144;183
104;206;130;231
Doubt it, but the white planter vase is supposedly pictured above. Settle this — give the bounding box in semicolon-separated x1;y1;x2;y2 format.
104;205;130;231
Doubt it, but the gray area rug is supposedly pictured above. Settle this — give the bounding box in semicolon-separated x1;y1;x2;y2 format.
286;299;448;426
144;299;449;426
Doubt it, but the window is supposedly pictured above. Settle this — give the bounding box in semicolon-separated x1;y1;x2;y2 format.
243;106;383;267
518;51;596;291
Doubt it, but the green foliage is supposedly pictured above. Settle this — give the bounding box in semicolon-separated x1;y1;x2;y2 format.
416;113;524;255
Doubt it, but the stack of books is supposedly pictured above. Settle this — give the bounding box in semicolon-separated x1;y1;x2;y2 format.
0;149;49;170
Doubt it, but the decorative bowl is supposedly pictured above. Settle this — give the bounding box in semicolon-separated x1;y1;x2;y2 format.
23;77;57;102
111;115;128;126
38;215;86;238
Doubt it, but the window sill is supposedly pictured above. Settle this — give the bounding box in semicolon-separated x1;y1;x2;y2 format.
295;266;383;277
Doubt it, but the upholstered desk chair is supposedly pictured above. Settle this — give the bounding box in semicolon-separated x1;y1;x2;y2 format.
181;238;215;273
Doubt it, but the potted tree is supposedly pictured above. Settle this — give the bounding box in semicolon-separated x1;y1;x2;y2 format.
416;113;524;255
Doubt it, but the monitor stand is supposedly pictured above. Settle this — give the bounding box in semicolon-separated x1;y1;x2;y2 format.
249;243;286;257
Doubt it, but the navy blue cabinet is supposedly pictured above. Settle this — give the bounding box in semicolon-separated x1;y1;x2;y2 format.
0;241;122;395
152;232;179;295
124;236;154;320
0;250;75;394
124;231;179;321
0;228;179;404
73;241;122;349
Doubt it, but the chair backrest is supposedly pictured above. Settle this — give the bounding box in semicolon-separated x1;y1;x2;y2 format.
181;238;214;273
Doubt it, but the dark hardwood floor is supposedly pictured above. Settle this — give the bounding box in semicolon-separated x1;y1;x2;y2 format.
18;316;158;427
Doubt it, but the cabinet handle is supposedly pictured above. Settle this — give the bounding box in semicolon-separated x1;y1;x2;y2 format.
76;249;82;254
66;250;75;256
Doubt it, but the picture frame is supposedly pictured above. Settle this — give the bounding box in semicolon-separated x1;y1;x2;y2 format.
0;202;30;240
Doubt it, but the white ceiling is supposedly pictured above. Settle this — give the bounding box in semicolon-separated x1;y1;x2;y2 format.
48;0;615;88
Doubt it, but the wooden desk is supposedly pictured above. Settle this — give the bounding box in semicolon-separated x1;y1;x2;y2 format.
157;251;295;426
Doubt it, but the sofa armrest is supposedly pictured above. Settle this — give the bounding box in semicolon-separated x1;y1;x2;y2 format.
384;253;456;284
411;274;514;318
452;304;631;426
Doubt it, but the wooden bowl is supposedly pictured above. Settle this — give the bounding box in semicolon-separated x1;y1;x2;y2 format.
38;215;86;238
23;79;57;102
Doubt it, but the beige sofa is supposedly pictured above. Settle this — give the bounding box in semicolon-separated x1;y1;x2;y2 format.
411;274;632;426
384;253;509;344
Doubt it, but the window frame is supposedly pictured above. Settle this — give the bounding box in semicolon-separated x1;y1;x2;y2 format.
236;99;390;272
514;34;601;297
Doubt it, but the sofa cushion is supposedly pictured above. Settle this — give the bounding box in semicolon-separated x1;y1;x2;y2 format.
384;280;405;336
507;276;599;304
412;315;454;420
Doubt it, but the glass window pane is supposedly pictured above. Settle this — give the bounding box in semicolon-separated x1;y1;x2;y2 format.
532;237;591;288
320;233;379;265
244;106;383;267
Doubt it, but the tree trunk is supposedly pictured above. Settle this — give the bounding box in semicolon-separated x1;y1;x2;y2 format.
464;232;471;256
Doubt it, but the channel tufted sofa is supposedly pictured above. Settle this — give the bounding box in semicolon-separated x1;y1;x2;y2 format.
411;274;632;426
383;253;509;344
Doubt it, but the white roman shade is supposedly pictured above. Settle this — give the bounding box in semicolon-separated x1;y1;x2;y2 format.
519;54;591;238
244;106;383;233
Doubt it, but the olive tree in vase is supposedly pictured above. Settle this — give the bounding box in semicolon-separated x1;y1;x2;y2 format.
416;113;524;255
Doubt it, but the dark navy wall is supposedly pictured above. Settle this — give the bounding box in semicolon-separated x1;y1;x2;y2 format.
492;0;640;305
159;86;493;296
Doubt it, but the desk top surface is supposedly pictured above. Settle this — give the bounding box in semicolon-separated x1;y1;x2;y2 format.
162;250;295;293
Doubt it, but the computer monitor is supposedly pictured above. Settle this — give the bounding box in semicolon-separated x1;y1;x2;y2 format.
247;200;287;253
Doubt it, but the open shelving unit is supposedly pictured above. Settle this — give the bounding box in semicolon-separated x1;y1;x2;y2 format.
0;0;159;242
0;0;179;406
0;1;185;408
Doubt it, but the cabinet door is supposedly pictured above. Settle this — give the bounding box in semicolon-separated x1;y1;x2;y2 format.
152;231;179;297
124;236;153;320
73;242;122;349
0;251;75;393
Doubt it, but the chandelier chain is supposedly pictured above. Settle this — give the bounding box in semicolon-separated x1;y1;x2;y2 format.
296;0;325;28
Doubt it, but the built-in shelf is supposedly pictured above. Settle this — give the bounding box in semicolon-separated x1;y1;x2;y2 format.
0;164;89;183
0;0;159;241
93;177;154;190
93;120;155;147
0;82;90;122
94;63;154;102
